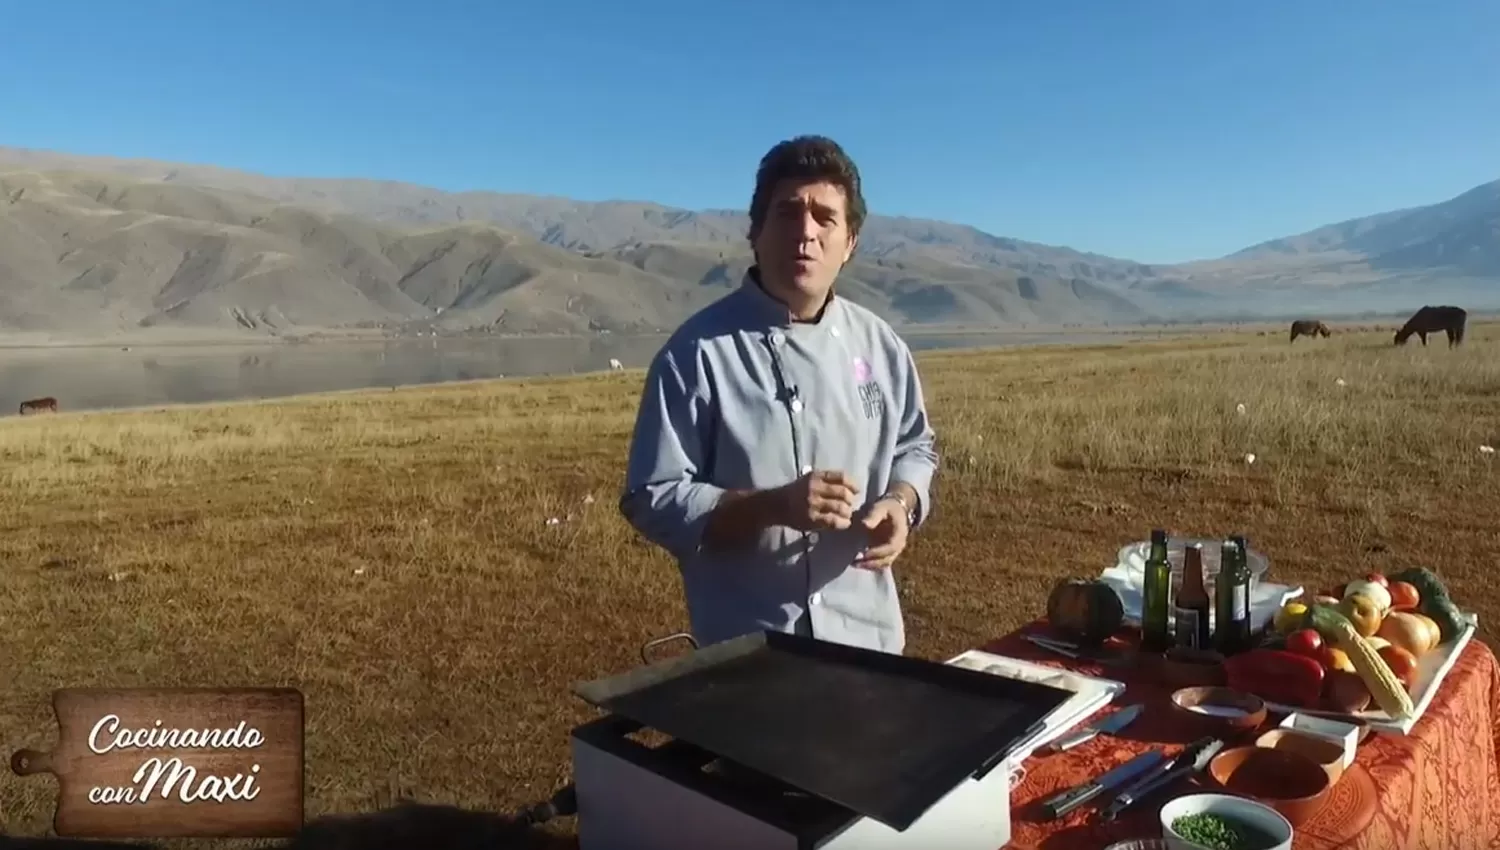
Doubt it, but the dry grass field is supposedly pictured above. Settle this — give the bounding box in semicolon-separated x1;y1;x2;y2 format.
1;321;1497;846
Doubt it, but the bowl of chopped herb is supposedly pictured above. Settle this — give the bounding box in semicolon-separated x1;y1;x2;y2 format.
1160;793;1292;850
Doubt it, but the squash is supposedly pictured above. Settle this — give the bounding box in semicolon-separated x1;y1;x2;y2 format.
1046;578;1125;645
1377;611;1433;658
1343;580;1392;615
1338;594;1383;637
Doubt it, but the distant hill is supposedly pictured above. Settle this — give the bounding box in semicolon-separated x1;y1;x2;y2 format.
0;145;1163;290
0;144;1496;337
0;169;1140;336
1157;179;1500;307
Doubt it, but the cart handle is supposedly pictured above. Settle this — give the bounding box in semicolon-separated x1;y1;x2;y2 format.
640;632;698;663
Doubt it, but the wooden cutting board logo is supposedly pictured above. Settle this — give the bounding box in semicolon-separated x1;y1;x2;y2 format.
9;687;304;838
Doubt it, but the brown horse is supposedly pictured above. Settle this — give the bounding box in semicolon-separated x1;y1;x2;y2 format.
1289;320;1332;342
1395;305;1467;347
18;396;58;415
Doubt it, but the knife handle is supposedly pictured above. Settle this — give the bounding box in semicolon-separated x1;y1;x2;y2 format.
1046;727;1098;753
1101;765;1190;821
1040;782;1103;820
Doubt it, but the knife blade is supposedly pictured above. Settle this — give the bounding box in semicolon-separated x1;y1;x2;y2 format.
1037;749;1166;821
1044;703;1144;754
1098;737;1225;822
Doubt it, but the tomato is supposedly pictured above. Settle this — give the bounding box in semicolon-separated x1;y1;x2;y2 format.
1319;646;1355;674
1364;573;1390;589
1378;645;1420;689
1388;580;1421;611
1286;628;1324;657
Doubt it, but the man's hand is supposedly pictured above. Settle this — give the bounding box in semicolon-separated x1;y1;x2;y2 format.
777;470;861;531
855;495;911;570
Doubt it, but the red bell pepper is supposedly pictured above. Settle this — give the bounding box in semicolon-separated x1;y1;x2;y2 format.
1222;649;1326;708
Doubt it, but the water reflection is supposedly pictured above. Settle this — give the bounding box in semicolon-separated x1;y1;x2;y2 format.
0;331;1122;416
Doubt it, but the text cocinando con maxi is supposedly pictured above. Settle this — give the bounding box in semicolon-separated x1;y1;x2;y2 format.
85;715;266;805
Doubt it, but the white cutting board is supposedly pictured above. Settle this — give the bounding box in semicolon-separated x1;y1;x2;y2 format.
945;649;1126;762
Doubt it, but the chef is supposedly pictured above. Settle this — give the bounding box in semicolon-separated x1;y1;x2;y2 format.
619;135;940;654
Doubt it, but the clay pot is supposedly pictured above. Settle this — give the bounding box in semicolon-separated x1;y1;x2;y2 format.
1208;745;1331;827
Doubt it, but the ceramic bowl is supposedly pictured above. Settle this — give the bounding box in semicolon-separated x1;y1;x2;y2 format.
1208;745;1331;827
1255;728;1347;783
1161;793;1293;850
1158;647;1229;689
1171;686;1268;736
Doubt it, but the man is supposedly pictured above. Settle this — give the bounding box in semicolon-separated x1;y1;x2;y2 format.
618;135;939;654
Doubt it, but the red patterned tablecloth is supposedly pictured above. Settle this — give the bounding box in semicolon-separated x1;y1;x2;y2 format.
984;624;1500;849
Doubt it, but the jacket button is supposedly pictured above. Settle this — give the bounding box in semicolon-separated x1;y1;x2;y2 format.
809;592;823;606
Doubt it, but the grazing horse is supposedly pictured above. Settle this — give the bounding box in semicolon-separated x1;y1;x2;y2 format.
18;396;58;415
1394;305;1467;348
1289;320;1332;343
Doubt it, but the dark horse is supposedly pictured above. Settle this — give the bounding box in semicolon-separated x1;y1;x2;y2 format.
1395;305;1467;348
18;396;58;415
1289;320;1331;342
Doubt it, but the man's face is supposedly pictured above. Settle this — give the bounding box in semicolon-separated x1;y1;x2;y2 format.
752;179;858;312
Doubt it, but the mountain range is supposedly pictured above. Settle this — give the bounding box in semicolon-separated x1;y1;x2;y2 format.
0;145;1495;337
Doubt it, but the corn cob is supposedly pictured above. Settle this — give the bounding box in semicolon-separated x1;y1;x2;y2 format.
1309;604;1415;720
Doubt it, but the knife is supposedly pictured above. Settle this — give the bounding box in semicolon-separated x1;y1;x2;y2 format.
1037;749;1166;821
1098;737;1225;822
1024;634;1130;667
1044;703;1143;754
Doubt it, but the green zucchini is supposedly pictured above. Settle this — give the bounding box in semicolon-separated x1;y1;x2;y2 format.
1390;567;1468;641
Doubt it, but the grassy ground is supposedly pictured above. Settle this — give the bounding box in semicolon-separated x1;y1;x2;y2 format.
1;322;1496;845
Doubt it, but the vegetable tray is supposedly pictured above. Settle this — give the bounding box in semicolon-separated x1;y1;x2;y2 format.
1261;613;1478;735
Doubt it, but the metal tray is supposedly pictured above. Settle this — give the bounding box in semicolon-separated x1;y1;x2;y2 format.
572;630;1074;831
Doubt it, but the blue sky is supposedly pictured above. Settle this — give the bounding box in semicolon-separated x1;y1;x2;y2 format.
1;0;1495;263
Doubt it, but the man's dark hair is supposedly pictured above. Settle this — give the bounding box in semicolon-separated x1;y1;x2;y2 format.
748;135;868;243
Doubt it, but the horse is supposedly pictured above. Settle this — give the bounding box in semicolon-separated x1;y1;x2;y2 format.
1394;305;1467;348
1289;320;1332;343
18;396;58;415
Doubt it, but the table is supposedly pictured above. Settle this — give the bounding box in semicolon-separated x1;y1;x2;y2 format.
983;623;1500;849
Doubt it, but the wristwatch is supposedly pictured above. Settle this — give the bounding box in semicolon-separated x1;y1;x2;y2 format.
880;492;918;528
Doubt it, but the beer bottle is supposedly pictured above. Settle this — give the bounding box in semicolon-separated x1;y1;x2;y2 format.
1173;543;1212;650
1141;529;1173;652
1214;538;1253;655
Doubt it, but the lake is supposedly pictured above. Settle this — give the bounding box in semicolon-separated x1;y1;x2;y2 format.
0;330;1131;417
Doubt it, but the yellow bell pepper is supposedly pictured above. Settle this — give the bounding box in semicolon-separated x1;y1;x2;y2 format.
1274;601;1309;635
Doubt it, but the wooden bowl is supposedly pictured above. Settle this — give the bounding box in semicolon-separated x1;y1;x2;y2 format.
1158;646;1228;689
1209;745;1331;827
1255;728;1347;784
1170;686;1268;736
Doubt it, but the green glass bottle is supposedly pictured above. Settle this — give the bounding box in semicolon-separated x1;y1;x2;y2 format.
1141;529;1173;652
1214;538;1253;655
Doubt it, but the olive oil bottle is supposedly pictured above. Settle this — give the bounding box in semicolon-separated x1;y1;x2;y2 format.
1214;537;1253;655
1141;529;1173;652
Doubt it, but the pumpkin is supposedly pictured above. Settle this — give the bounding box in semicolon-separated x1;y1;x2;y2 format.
1046;578;1125;645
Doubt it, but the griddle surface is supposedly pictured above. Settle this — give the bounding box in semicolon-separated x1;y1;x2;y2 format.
574;632;1071;830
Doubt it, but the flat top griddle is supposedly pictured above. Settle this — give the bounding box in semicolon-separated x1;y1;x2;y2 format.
573;630;1074;832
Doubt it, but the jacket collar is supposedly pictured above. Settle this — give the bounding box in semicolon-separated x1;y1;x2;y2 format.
739;266;839;328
